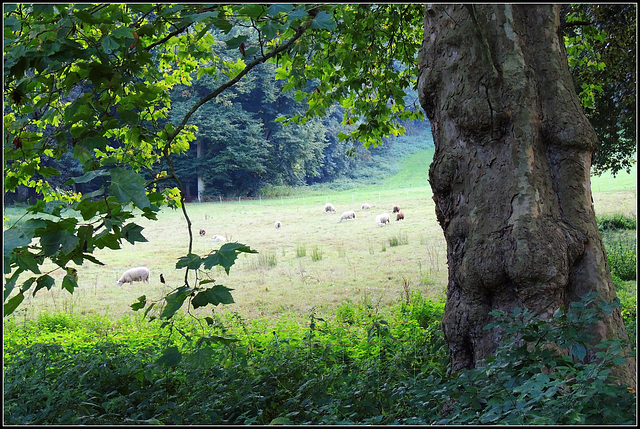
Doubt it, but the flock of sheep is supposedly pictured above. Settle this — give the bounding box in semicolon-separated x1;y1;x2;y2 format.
323;202;404;227
116;201;406;287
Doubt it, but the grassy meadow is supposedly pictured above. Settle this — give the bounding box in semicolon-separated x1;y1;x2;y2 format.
3;148;636;327
4;150;445;325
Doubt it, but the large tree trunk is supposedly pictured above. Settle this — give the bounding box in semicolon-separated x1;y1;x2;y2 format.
417;4;635;385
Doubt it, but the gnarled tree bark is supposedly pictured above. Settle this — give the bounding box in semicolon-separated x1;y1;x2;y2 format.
417;4;635;385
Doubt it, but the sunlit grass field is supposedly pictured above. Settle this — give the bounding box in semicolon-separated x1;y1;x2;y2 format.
3;148;636;326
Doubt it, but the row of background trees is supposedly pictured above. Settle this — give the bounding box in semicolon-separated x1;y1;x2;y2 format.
5;57;430;204
167;59;429;200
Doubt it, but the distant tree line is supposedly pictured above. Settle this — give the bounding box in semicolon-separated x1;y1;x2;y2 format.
5;51;429;204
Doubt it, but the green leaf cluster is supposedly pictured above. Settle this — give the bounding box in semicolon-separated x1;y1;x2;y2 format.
563;4;637;176
423;292;636;425
275;4;426;148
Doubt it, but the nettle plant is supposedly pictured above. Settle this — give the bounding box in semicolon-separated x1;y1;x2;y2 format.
129;242;257;362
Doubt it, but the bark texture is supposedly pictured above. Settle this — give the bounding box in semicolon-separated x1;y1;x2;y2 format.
417;4;634;384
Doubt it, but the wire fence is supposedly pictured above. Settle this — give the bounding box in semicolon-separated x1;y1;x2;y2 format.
197;186;434;208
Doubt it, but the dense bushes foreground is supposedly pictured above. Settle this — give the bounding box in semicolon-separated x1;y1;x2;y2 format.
3;290;636;425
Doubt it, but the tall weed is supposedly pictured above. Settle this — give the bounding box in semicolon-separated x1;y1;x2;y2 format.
311;246;323;261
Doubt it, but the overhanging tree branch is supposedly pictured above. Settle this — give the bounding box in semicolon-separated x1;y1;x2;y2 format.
165;16;317;148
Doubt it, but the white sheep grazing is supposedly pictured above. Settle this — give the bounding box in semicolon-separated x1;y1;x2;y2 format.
324;203;337;213
375;212;391;227
274;220;282;229
361;203;371;210
211;235;227;242
339;210;356;222
116;266;150;286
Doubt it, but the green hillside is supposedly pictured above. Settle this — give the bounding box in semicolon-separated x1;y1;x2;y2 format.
349;144;634;197
590;163;637;193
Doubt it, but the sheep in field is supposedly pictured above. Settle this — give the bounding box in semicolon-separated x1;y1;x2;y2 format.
199;229;206;236
361;203;371;210
376;213;391;227
325;203;337;213
116;266;150;286
211;235;227;242
339;210;356;222
396;212;405;221
274;220;282;229
392;205;401;213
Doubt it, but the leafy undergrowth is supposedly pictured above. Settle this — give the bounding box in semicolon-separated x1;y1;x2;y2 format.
3;292;636;425
598;213;637;281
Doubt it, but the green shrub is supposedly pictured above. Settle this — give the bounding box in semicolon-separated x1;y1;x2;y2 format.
597;213;636;231
420;292;636;425
603;232;636;280
36;312;80;332
617;286;637;345
335;300;357;325
398;291;444;330
598;214;637;280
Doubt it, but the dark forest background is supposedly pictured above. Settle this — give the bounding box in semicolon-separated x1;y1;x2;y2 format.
5;57;431;204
